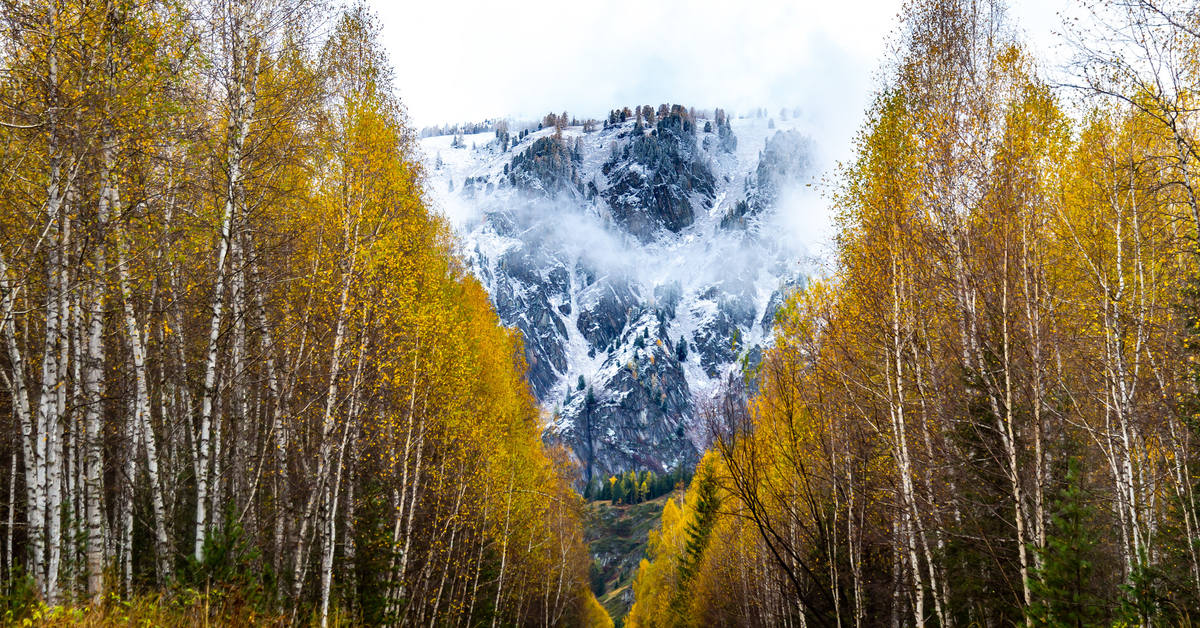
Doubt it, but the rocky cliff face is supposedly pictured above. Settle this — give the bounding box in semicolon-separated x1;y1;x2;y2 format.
602;113;715;241
420;109;816;486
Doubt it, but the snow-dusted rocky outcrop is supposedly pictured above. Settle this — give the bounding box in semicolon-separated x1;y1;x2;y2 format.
420;109;817;487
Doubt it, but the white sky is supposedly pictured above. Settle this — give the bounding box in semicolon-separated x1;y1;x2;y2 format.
373;0;1074;165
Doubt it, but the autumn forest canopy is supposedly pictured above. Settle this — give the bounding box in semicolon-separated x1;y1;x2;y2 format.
5;0;1200;626
627;0;1200;625
0;0;609;625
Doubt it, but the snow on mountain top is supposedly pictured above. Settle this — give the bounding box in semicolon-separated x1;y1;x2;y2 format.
415;111;818;478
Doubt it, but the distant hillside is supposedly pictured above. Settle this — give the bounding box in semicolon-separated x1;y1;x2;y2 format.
585;492;680;625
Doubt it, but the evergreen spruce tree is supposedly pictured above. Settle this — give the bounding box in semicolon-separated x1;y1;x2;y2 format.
1029;458;1106;627
613;479;623;505
667;465;721;624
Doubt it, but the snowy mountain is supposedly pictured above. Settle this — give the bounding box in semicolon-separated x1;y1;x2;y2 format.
419;108;820;490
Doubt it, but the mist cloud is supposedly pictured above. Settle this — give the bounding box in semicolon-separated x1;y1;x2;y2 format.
466;183;813;304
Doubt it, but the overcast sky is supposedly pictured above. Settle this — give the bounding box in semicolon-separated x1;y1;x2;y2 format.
373;0;1073;165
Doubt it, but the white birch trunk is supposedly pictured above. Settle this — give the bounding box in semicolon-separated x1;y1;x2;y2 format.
117;232;175;584
999;244;1034;616
0;254;39;593
319;328;369;627
491;475;515;628
196;4;259;559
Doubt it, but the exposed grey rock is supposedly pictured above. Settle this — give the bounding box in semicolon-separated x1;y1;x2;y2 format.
602;113;715;242
692;290;755;378
558;313;697;484
488;246;570;399
761;279;805;332
753;130;814;210
576;276;639;352
654;281;682;319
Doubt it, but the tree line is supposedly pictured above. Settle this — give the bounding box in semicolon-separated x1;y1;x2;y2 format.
627;0;1200;625
585;468;688;506
0;0;609;625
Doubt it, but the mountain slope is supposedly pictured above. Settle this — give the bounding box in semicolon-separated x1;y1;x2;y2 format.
586;493;680;624
419;108;818;485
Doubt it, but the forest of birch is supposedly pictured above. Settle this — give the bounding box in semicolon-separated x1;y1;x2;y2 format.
0;0;610;625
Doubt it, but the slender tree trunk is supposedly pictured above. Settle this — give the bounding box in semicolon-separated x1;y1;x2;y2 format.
293;220;359;600
887;248;934;627
492;474;515;628
196;14;259;559
1;254;38;594
117;231;174;584
81;244;107;600
999;243;1034;617
319;328;369;628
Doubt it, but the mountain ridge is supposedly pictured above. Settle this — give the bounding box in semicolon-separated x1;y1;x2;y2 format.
419;107;818;488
